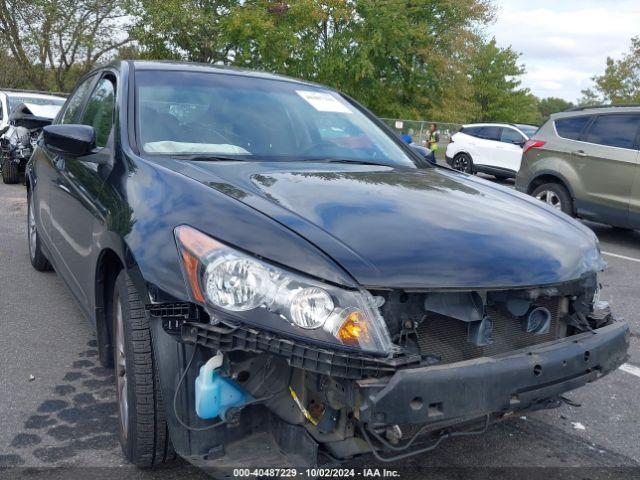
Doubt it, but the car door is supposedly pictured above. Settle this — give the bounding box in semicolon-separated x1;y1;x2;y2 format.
473;126;503;167
34;75;97;251
498;127;526;172
627;134;640;228
48;73;116;311
573;113;640;226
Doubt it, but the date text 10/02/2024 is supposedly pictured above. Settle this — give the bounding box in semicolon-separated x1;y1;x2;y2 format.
233;468;401;477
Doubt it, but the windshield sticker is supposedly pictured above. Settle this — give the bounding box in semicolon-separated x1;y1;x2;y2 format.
296;90;353;113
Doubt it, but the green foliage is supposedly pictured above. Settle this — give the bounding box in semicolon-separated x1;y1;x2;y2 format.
0;0;540;125
128;0;542;122
537;97;573;121
580;36;640;105
0;0;130;92
467;38;539;124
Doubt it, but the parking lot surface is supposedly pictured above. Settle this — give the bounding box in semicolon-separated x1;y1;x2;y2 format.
1;180;639;479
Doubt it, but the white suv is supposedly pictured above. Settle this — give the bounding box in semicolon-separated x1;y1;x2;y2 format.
445;123;538;179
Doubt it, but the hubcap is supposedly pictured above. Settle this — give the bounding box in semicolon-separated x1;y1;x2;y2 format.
535;190;562;210
28;196;37;258
115;298;129;439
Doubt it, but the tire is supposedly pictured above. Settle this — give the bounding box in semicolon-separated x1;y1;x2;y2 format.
531;182;573;216
27;191;52;271
452;153;473;174
2;157;19;184
111;270;176;467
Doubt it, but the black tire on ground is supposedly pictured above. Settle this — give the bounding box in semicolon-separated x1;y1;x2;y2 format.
27;191;52;271
531;182;574;216
2;157;19;184
111;270;176;467
452;153;473;174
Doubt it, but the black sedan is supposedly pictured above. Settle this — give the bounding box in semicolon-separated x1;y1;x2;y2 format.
26;61;629;473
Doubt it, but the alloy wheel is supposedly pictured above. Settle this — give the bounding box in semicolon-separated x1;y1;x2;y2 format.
535;190;562;210
28;195;37;260
453;155;470;172
115;297;129;439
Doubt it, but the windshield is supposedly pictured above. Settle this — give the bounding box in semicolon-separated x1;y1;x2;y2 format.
135;70;416;167
7;95;65;113
515;124;538;137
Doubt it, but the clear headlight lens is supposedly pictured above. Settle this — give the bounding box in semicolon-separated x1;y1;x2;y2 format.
204;256;268;311
175;225;392;354
289;287;334;329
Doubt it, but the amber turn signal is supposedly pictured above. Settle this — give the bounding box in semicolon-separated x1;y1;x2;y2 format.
336;311;371;345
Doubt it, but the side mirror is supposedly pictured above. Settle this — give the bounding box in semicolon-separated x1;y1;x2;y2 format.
43;124;96;156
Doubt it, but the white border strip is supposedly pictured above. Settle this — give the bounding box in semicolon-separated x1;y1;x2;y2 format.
620;363;640;378
602;251;640;264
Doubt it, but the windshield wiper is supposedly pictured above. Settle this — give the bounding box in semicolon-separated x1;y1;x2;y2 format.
171;154;251;162
312;158;389;166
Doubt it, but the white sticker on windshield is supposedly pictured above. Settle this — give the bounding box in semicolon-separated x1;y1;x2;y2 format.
296;90;353;113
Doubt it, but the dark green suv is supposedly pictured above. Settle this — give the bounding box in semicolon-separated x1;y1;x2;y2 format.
516;106;640;229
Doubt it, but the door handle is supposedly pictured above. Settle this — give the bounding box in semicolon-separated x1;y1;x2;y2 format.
571;150;587;157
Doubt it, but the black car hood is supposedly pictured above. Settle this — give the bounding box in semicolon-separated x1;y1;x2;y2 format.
171;161;603;289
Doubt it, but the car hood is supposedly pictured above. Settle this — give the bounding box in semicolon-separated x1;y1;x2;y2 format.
170;161;603;289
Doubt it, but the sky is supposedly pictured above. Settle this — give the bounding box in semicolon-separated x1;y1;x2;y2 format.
488;0;640;102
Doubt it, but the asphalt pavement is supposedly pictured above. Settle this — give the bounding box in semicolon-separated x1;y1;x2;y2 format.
1;179;639;479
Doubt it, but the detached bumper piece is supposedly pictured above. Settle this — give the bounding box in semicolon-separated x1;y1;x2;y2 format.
357;322;629;426
181;321;423;380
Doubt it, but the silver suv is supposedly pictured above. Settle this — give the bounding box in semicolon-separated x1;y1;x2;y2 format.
515;105;640;229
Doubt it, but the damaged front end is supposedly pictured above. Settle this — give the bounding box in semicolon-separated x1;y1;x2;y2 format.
146;229;629;471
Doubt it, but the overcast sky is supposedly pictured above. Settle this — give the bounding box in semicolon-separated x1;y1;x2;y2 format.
487;0;640;102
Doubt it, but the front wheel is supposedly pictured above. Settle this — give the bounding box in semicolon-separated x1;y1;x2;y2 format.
111;270;176;467
2;157;19;184
531;183;574;216
452;153;473;173
27;191;51;271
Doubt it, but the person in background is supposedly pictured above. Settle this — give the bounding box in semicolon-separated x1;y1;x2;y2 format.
401;132;413;143
425;123;439;163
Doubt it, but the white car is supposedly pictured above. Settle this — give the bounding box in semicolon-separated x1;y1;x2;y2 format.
0;90;66;130
445;123;538;179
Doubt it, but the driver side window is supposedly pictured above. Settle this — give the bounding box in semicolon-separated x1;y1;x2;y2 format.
80;77;116;148
500;128;524;145
60;76;95;125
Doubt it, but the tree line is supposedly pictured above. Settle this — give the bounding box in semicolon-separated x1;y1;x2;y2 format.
0;1;636;124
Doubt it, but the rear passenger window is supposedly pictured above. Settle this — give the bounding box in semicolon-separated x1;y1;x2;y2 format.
555;116;591;140
461;126;480;137
477;126;502;142
585;114;640;149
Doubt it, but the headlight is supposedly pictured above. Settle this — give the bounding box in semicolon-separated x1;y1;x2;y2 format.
175;225;392;354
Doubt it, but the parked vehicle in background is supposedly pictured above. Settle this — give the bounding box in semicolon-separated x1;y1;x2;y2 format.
26;61;628;474
1;101;63;183
445;123;537;179
0;90;65;130
516;105;640;230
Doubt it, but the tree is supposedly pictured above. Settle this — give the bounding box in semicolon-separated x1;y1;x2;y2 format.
579;36;640;105
467;38;539;124
537;97;573;121
0;0;131;92
128;0;494;120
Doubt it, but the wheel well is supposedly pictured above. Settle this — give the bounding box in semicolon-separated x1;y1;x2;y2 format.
95;249;124;368
527;174;575;215
527;174;569;195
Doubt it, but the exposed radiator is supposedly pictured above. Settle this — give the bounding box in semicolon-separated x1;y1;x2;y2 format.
416;297;563;364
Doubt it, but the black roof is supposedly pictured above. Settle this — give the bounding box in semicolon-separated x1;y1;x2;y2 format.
128;60;319;87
